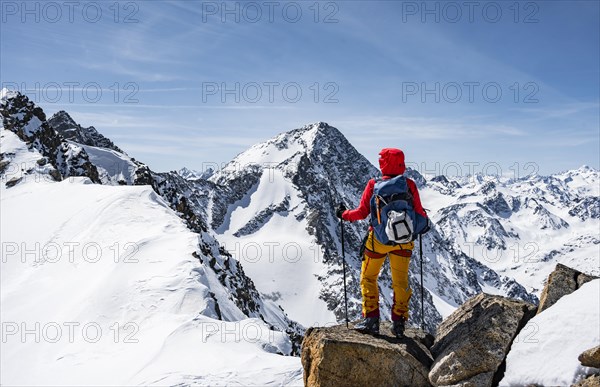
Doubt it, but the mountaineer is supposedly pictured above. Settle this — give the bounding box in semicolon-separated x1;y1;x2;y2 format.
336;148;429;337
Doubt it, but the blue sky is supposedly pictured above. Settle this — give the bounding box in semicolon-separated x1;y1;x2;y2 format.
1;0;598;176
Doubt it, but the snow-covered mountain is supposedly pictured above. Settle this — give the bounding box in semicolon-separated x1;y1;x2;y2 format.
429;166;599;295
0;90;303;385
205;122;541;331
178;166;214;181
2;88;598;384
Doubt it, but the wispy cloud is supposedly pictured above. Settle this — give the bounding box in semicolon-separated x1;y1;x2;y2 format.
335;115;529;140
511;101;600;119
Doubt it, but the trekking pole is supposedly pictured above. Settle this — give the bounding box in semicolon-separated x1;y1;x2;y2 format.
419;234;425;331
340;217;349;328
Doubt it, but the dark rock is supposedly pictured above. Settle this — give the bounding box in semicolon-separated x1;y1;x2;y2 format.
406;168;427;188
569;196;600;220
0;159;9;174
5;176;22;188
484;192;513;218
233;195;290;237
48;110;124;153
302;322;433;387
49;169;62;182
538;264;599;313
429;293;536;387
0;92;101;184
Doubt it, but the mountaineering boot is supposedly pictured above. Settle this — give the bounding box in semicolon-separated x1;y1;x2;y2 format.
392;318;405;338
354;316;380;335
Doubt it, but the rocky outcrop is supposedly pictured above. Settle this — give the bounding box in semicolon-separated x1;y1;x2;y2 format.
302;323;434;387
429;294;536;387
0;91;101;183
300;294;538;387
233;195;290;237
301;265;593;387
48;110;124;153
538;264;598;313
579;345;600;369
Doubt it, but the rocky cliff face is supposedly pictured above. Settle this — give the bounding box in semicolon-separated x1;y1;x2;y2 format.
48;110;124;153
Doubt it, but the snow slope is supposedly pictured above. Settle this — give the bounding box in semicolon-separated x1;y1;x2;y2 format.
500;279;600;386
211;128;335;326
0;128;303;386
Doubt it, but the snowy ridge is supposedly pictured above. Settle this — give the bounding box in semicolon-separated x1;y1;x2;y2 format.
78;142;138;185
0;175;302;385
1;91;301;340
1;91;304;385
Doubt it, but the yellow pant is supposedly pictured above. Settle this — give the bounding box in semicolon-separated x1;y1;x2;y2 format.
361;231;413;321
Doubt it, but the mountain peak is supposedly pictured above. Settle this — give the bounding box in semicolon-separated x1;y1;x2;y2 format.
49;110;77;125
295;121;350;151
178;166;213;180
301;121;332;131
224;122;346;169
48;111;124;153
577;165;596;173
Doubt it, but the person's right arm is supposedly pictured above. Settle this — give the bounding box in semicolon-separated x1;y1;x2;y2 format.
342;179;375;222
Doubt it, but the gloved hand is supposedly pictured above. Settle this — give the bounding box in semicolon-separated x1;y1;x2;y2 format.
336;203;347;220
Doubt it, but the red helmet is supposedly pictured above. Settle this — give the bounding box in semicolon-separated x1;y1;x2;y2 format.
378;148;406;176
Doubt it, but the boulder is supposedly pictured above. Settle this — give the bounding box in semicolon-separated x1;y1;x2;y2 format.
579;346;600;369
301;322;434;387
538;264;598;313
429;293;536;387
572;374;600;387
